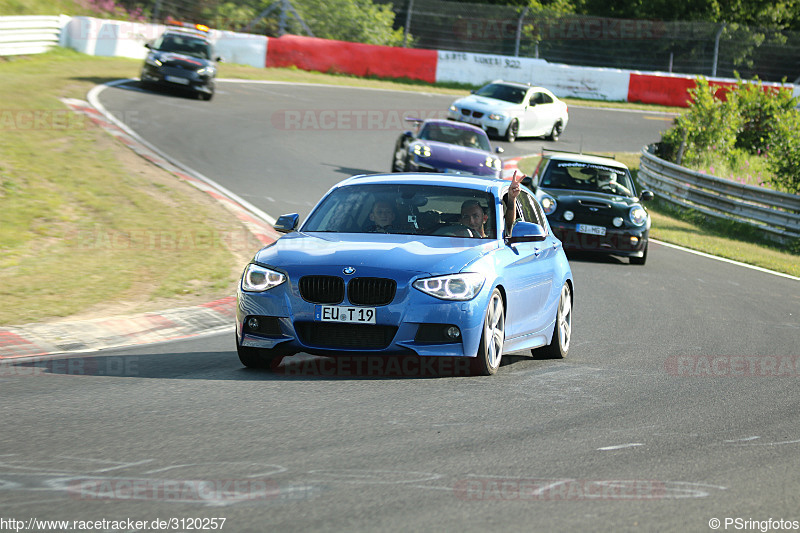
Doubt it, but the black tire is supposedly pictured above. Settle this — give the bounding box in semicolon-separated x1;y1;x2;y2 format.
535;282;572;359
472;288;505;376
504;119;519;143
391;139;408;172
198;91;213;101
547;121;563;141
236;335;283;369
630;242;648;265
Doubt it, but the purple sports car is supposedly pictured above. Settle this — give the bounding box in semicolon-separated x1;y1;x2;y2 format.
391;118;504;178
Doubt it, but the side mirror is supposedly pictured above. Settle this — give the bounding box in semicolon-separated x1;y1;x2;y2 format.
274;213;300;233
640;190;654;202
403;131;414;139
495;146;504;154
144;43;152;49
215;56;223;62
521;175;534;190
507;221;546;244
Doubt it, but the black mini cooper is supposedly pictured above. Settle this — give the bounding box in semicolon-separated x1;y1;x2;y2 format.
526;151;654;265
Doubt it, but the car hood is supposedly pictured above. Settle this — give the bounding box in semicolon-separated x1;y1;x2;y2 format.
254;231;496;277
423;141;494;174
151;51;212;70
543;188;641;207
453;94;517;112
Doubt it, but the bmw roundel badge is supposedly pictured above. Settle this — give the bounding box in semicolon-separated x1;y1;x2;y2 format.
343;267;356;275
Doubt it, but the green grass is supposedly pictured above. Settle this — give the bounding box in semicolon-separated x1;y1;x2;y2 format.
0;50;250;325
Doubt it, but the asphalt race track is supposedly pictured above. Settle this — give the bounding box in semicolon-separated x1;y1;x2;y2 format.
1;81;798;532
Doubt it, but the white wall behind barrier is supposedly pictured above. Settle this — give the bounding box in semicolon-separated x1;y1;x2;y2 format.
435;50;631;101
61;17;157;59
59;16;267;68
208;29;267;68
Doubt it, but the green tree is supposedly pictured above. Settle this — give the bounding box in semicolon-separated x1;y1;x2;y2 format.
290;0;405;45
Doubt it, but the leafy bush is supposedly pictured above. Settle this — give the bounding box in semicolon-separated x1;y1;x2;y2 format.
656;78;740;165
657;76;800;194
765;108;800;194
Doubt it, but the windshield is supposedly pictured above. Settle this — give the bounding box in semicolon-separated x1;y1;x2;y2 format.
156;34;211;59
419;123;491;151
540;161;636;197
302;184;497;239
474;83;527;104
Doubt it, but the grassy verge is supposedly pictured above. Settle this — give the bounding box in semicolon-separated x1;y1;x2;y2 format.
0;49;260;325
517;153;799;277
0;50;794;326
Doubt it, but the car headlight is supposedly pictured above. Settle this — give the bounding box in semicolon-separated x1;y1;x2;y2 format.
145;56;162;67
413;273;485;301
629;206;648;226
488;113;506;121
485;156;501;170
413;144;431;158
449;105;458;113
241;264;286;292
197;66;215;76
540;195;557;215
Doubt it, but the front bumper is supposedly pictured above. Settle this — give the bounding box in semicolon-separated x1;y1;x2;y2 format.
407;157;500;179
447;111;509;139
140;66;214;95
236;284;492;359
550;222;648;257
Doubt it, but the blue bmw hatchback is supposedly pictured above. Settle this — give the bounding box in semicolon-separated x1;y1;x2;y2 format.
236;173;573;376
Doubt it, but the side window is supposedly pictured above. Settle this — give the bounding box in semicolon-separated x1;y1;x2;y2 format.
518;191;546;229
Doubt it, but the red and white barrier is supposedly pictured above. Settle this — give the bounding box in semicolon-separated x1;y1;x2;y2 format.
5;15;797;108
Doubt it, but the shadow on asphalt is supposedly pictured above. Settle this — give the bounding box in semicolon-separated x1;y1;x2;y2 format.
10;351;554;381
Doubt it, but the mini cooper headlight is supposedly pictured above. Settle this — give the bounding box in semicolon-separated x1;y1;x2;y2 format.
540;195;557;215
241;264;286;292
413;144;431;158
413;273;485;301
488;113;506;121
197;66;215;76
629;206;648;226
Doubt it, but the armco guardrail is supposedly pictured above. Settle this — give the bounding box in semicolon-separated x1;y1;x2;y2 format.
0;15;67;56
638;145;800;242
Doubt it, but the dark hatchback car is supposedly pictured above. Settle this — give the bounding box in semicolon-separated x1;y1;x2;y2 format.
140;22;219;101
527;151;654;264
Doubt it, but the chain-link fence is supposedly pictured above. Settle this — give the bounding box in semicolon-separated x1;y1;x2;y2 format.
389;0;800;83
146;0;800;83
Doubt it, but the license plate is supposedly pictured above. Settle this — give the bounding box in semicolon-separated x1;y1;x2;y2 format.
315;305;376;324
577;224;606;236
165;75;190;85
